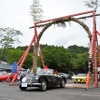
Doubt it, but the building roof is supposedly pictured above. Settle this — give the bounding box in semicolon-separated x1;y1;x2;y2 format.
0;64;25;71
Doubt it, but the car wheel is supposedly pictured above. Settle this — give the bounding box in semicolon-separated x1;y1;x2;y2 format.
19;86;27;91
39;78;47;91
60;79;65;88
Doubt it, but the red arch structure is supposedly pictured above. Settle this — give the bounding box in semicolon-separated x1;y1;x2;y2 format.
11;10;100;89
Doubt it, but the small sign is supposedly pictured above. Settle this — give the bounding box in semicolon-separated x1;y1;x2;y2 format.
78;79;80;82
21;83;27;87
12;62;18;73
98;67;100;72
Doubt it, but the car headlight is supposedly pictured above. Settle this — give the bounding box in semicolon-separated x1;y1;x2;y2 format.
18;75;20;80
35;76;39;80
22;77;27;82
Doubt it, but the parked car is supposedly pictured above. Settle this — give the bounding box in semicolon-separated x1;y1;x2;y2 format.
72;73;86;83
58;73;68;78
0;71;7;76
18;70;30;82
98;74;100;81
18;68;67;91
0;72;17;82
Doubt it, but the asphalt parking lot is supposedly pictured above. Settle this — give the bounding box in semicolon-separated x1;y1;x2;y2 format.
0;81;100;100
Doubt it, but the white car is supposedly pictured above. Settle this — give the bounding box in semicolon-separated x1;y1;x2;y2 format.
0;71;7;76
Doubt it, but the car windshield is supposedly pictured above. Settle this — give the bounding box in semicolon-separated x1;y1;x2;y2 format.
37;68;53;75
58;73;68;76
0;71;7;75
78;74;86;76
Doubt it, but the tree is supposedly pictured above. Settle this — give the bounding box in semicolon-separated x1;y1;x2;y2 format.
0;27;22;48
0;27;23;62
83;0;100;11
37;45;71;73
68;45;88;54
30;0;44;22
30;0;45;73
8;49;24;64
68;45;88;73
6;48;33;69
76;52;88;72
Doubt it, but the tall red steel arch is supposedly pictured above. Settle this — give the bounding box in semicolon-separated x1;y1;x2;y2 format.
11;10;100;89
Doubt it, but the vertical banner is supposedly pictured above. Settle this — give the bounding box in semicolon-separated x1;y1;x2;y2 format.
12;62;18;73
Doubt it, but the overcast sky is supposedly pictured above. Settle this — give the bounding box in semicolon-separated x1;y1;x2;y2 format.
0;0;100;48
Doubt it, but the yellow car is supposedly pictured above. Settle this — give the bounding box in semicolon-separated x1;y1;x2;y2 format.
72;73;86;83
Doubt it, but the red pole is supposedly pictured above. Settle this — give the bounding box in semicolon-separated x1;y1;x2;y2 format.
11;30;37;84
36;10;95;25
94;40;98;87
98;48;100;66
86;11;97;89
17;51;27;65
92;12;98;87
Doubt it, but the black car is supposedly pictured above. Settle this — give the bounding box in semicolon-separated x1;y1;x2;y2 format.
18;69;67;91
58;73;68;78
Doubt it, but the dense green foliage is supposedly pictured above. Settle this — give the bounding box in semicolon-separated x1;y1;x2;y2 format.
37;46;72;73
0;45;89;73
67;45;88;73
0;48;33;69
68;45;88;53
0;27;23;62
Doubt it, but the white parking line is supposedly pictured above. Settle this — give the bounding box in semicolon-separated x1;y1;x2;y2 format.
0;97;15;100
66;92;100;97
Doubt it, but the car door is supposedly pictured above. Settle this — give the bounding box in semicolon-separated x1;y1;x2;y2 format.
51;75;61;85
